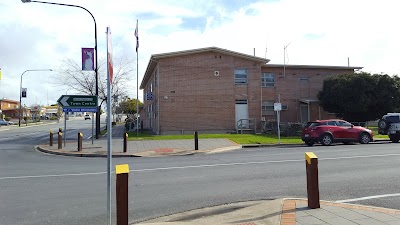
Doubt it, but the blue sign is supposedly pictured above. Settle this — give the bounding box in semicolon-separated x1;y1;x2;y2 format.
146;92;154;100
62;108;97;112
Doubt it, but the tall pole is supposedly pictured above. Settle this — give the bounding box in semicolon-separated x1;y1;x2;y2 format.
135;20;139;136
21;0;99;138
19;69;52;127
106;26;113;225
283;42;290;78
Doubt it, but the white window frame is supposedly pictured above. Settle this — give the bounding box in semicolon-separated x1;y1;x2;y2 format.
261;73;275;87
234;68;248;84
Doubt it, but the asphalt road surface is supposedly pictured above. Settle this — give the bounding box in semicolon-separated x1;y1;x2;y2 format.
1;121;400;225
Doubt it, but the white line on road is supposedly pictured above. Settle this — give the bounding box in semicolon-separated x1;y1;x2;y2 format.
336;193;400;203
0;171;107;180
3;152;400;180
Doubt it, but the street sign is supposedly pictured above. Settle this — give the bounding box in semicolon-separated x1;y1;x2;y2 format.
57;95;98;112
274;103;282;111
62;108;97;112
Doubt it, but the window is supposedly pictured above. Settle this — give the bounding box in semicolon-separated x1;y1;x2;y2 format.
262;101;274;115
385;116;400;123
261;73;275;87
337;121;352;127
234;68;247;84
327;121;337;126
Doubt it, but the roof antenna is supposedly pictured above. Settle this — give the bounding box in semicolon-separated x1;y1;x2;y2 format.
265;34;269;59
283;42;291;77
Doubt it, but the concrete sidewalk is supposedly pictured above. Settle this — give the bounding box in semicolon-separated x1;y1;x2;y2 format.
36;124;242;157
136;198;400;225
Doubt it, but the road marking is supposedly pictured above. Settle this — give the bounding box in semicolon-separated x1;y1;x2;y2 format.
337;193;400;203
0;172;107;180
3;153;400;180
0;128;10;132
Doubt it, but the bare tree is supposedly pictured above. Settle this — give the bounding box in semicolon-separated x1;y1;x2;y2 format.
55;56;135;108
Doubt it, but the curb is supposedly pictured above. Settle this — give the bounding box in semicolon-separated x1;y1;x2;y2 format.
242;143;304;148
35;145;142;157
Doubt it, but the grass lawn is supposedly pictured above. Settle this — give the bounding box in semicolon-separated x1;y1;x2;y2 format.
127;131;303;145
126;126;388;144
366;126;387;139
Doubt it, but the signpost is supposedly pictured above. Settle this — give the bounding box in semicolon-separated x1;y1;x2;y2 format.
57;95;98;146
57;95;98;111
274;96;282;144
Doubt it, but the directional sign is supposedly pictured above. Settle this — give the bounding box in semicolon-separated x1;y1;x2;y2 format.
62;108;98;112
57;95;98;112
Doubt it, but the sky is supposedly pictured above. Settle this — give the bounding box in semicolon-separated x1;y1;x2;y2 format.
1;0;400;107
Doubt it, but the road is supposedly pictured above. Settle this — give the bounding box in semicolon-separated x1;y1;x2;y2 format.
1;121;400;225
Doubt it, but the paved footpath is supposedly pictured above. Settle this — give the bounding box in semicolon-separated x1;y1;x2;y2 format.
36;124;242;157
136;198;400;225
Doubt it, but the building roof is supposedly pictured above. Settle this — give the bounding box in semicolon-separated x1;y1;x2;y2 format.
140;47;271;89
0;98;19;104
264;64;363;70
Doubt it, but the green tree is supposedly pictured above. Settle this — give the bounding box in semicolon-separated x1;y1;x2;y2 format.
318;72;400;122
54;56;135;109
115;97;143;116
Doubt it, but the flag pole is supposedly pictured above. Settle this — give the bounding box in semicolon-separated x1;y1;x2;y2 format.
135;20;139;136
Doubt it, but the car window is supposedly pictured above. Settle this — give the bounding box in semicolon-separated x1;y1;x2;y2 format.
385;116;400;123
305;122;320;127
337;121;352;127
327;121;337;126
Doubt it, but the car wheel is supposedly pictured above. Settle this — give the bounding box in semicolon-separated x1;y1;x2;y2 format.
378;119;388;130
359;133;371;144
389;134;400;143
305;141;314;146
321;134;333;146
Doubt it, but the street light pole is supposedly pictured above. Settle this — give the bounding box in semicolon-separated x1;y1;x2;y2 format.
19;69;52;127
21;0;100;138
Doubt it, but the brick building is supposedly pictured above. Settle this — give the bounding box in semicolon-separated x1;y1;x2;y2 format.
0;98;20;119
140;47;361;134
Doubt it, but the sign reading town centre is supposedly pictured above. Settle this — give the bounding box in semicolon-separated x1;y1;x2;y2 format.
57;95;98;112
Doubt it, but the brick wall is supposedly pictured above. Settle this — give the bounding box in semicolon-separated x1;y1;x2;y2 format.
141;50;356;134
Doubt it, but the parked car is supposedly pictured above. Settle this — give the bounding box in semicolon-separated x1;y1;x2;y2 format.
378;113;400;142
301;119;373;146
0;119;13;126
84;114;91;120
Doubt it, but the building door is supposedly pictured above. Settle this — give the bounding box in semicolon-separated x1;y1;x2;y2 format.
235;100;249;128
300;104;309;123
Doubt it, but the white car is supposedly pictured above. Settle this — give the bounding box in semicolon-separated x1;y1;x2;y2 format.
84;114;91;120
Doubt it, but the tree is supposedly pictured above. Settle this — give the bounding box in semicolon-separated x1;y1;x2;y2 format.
318;72;400;122
54;56;135;109
115;97;143;116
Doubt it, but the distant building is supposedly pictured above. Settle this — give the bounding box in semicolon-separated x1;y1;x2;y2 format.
0;98;20;119
140;47;362;134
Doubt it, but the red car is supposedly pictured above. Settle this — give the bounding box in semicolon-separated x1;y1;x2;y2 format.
301;119;373;146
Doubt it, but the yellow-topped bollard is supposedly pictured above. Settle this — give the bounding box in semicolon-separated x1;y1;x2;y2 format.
49;130;53;146
305;152;317;164
116;164;129;225
305;152;320;209
78;132;83;152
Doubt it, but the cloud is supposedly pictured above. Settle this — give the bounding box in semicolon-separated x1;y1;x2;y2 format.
1;0;400;107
